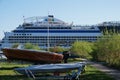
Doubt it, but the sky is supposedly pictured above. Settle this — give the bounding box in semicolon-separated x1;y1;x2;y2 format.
0;0;120;39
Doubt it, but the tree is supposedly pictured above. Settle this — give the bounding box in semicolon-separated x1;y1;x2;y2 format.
24;43;40;50
12;43;19;48
70;41;93;59
94;34;120;69
49;46;66;53
24;43;33;49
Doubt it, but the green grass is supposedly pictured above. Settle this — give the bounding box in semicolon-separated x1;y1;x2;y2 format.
80;65;115;80
0;60;31;80
0;59;115;80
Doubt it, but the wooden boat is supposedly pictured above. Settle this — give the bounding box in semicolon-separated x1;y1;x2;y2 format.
2;48;63;63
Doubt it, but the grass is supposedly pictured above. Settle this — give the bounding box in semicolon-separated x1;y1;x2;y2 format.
0;59;115;80
0;60;31;80
80;65;115;80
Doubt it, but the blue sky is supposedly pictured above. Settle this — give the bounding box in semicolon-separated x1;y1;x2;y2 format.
0;0;120;39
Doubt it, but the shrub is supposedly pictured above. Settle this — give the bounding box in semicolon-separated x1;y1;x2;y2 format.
24;43;41;50
94;34;120;69
12;43;19;48
49;46;66;53
70;41;93;59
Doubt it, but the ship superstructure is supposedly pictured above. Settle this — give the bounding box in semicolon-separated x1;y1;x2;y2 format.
0;15;101;49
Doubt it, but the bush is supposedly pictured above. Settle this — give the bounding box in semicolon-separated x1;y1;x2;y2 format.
24;43;41;50
49;46;67;53
70;41;93;59
12;43;19;48
94;34;120;69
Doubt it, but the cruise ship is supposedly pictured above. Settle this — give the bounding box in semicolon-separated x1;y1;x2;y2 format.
98;21;120;33
0;15;101;49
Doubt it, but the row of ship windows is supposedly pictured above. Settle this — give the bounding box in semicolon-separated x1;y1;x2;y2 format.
24;27;71;29
9;38;97;41
9;36;98;38
8;38;97;40
14;34;32;36
8;39;97;43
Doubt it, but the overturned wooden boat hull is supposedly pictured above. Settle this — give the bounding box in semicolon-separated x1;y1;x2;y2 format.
2;48;63;63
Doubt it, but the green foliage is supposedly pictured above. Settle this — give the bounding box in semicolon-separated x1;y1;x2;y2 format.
11;43;41;50
32;45;40;50
49;46;66;53
0;61;31;80
24;43;40;50
24;43;33;49
94;34;120;69
12;43;19;48
70;41;93;59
